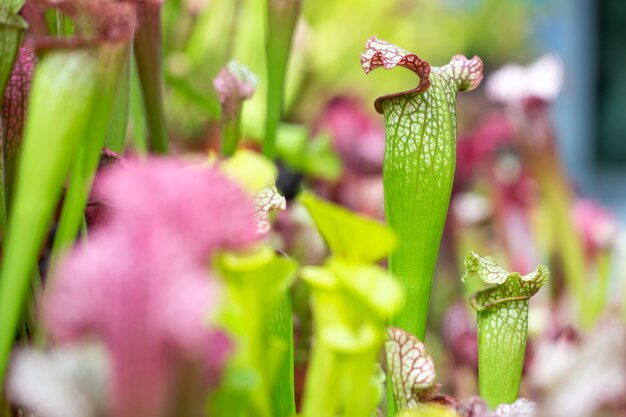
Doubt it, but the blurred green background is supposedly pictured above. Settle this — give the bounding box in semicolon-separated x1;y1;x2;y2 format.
160;0;626;219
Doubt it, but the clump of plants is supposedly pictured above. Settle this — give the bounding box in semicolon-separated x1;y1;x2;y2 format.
0;1;625;417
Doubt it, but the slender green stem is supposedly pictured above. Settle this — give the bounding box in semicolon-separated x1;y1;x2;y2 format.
105;48;132;154
50;46;125;265
263;0;300;158
221;108;242;156
300;343;340;417
0;7;26;100
134;2;169;154
130;56;148;155
543;174;589;325
269;291;296;417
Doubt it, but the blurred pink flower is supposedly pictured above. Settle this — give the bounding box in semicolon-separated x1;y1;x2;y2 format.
456;111;514;184
442;302;478;369
45;158;259;417
458;396;536;417
572;199;617;258
45;233;230;417
93;158;259;262
486;55;564;105
530;318;626;417
317;97;385;173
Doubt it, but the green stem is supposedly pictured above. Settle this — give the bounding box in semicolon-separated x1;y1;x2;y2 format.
130;56;148;155
50;59;123;264
343;350;379;417
263;0;300;158
221;106;242;156
269;291;295;417
300;343;340;417
105;47;132;154
0;9;25;99
134;2;169;154
543;174;589;325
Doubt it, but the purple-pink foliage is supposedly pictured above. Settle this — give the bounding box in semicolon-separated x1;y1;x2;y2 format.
44;158;260;417
318;97;385;174
1;47;35;201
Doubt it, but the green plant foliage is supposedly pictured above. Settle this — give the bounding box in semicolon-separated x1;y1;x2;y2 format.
134;3;170;154
463;251;549;408
361;37;483;342
0;2;26;103
213;246;298;417
264;0;301;158
51;44;130;263
300;191;396;262
0;46;123;385
105;50;132;154
299;191;404;417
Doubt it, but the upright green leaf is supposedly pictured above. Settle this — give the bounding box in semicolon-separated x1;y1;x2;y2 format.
0;4;27;102
263;0;301;158
105;48;132;154
0;0;135;385
0;48;101;385
361;37;483;342
134;2;169;154
51;44;130;262
299;191;396;262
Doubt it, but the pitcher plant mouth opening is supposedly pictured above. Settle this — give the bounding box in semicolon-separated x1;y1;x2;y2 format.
361;36;483;113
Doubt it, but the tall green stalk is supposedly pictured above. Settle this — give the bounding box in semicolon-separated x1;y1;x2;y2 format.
360;37;483;341
269;291;296;417
0;1;134;384
105;48;132;154
50;44;129;264
0;1;26;101
263;0;300;158
134;2;169;154
0;48;103;385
